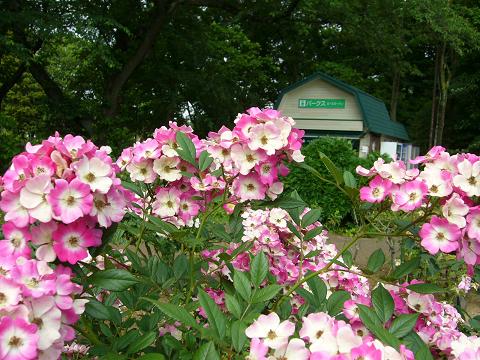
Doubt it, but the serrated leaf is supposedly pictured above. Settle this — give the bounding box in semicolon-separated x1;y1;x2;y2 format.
406;283;445;294
89;269;139;291
392;257;420;280
173;254;188;279
193;341;220;360
403;332;434;359
343;170;357;188
287;221;302;239
225;294;242;319
319;151;343;184
137;354;166;360
342;250;353;268
198;289;227;339
251;252;268;287
358;305;400;349
306;274;327;305
388;313;419;338
304;227;324;241
367;249;385;273
301;208;322;227
231;321;247;352
326;290;351;316
198;150;214;172
176;132;197;165
233;270;251;302
127;331;156;354
143;298;199;330
121;180;144;197
251;285;282;303
372;284;394;323
85;299;110;320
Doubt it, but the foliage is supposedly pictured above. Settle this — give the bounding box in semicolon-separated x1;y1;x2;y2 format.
284;137;386;229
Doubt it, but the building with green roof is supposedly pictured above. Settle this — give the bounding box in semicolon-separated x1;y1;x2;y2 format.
274;72;417;161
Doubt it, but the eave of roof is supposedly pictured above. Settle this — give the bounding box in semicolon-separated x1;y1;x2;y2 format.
274;72;409;141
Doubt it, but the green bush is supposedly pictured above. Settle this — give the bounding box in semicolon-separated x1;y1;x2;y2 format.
284;137;384;229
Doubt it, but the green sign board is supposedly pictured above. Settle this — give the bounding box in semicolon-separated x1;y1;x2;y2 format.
298;98;345;109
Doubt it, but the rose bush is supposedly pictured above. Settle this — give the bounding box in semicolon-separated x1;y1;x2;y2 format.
0;108;479;359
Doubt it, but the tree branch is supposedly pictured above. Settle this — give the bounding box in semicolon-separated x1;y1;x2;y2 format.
104;0;178;117
0;63;25;109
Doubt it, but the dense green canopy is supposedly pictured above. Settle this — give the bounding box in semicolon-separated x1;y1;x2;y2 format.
1;0;480;170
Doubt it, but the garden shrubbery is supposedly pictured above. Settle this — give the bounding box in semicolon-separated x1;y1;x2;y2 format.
284;137;386;229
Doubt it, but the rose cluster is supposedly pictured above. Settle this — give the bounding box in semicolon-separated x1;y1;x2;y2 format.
202;207;370;301
0;134;128;359
245;312;414;360
356;146;480;268
119;107;304;226
0;260;86;360
202;207;478;358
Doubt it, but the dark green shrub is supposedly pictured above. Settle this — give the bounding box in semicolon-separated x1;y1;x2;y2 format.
284;137;385;229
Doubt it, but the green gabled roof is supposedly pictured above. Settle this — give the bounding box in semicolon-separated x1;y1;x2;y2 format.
274;72;409;141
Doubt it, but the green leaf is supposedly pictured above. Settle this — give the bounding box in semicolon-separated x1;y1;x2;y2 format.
301;208;322;227
233;270;251;302
225;294;243;319
319;151;344;185
306;275;327;305
251;252;268;287
388;313;419;338
198;289;227;339
143;298;199;330
358;305;400;349
251;285;282;303
367;249;385;273
392;257;420;280
342;250;353;268
146;214;178;235
343;170;357;188
304;227;324;241
114;330;140;351
403;332;434;359
193;341;220;360
176;132;197;165
121;180;144;197
85;299;111;320
326;290;351;316
287;221;302;239
198;150;214;172
406;283;445;294
89;269;139;291
372;284;394;323
173;254;188;279
137;354;166;360
127;331;156;354
231;321;247;352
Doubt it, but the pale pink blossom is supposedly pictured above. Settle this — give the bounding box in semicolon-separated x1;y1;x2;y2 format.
442;193;469;228
0;317;39;360
48;179;92;224
52;220;102;264
419;216;461;254
360;175;392;203
453;159;480;197
233;174;267;202
245;312;295;349
76;156;113;193
153;156;182;182
19;175;53;223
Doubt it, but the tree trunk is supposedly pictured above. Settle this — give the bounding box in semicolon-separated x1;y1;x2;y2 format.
435;42;452;146
390;66;401;121
429;47;440;148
